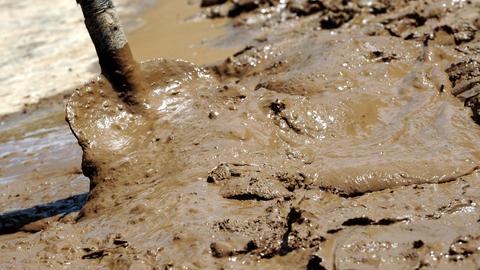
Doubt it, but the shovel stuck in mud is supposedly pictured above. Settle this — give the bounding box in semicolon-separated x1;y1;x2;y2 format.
70;0;179;217
70;0;480;220
6;0;480;267
71;0;148;217
76;0;146;107
69;0;220;218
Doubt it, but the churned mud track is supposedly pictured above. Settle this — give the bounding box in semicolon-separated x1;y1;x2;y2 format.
2;0;480;269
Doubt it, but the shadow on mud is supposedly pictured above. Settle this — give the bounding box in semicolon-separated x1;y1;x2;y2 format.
0;193;87;235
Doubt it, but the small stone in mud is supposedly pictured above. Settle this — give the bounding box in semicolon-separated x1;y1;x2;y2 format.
270;100;286;114
228;0;260;17
113;239;129;247
453;23;476;45
208;111;219;119
210;241;234;258
201;0;227;7
82;250;109;260
319;10;355;29
207;163;232;183
413;240;424;249
306;255;327;270
288;0;324;17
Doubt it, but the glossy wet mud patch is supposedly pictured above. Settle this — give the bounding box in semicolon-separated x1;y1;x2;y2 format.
62;2;480;267
3;0;480;269
61;44;479;267
0;104;88;235
67;48;480;213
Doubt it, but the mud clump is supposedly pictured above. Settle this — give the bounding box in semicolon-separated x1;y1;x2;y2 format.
3;0;480;269
207;163;291;200
201;0;227;8
447;60;480;123
288;0;325;17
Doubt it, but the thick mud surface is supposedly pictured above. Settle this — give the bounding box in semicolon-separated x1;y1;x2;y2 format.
3;0;480;269
129;0;240;65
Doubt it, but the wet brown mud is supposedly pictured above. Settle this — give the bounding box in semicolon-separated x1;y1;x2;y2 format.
3;0;480;269
129;0;240;65
0;0;234;231
0;102;89;234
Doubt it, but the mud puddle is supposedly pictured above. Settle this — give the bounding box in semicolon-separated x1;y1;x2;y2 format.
0;0;155;115
129;0;240;65
3;0;480;269
0;102;88;234
0;0;238;115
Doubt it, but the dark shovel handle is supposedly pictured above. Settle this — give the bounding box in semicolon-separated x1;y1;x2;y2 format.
77;0;146;106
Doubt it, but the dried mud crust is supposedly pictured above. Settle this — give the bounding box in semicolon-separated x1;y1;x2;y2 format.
3;0;480;269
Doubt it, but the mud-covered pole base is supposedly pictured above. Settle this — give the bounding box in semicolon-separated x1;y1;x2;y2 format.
77;0;145;106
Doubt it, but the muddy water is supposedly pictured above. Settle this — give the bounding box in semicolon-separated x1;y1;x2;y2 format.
0;103;88;232
0;0;154;116
3;0;480;269
129;0;239;65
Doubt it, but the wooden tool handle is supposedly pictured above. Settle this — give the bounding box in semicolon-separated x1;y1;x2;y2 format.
77;0;146;106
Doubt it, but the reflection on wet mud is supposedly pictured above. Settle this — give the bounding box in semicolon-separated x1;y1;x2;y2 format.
3;0;480;269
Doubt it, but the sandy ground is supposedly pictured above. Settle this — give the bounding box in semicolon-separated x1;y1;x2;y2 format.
129;0;239;64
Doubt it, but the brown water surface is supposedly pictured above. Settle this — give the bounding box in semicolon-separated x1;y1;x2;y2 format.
129;0;239;65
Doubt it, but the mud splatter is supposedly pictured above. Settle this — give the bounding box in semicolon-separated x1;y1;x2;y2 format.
2;0;480;269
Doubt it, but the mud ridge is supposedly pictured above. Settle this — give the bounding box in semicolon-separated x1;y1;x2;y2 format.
3;0;480;269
